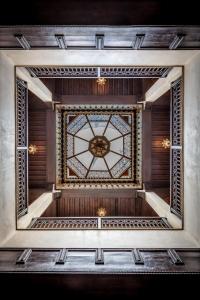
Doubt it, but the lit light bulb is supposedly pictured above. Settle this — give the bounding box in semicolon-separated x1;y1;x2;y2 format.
28;144;38;155
162;138;171;149
96;77;107;85
97;207;107;217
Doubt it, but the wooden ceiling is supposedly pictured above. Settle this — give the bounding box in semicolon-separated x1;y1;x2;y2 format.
1;26;200;50
28;77;170;192
0;0;199;25
42;190;157;217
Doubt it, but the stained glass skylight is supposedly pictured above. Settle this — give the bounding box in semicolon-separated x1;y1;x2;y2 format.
56;104;142;189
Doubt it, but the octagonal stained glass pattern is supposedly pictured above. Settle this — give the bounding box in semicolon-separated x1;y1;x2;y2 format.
56;105;142;189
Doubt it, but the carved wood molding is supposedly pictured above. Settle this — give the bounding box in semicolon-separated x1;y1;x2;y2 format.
16;78;28;218
28;217;171;230
170;77;184;219
26;66;171;78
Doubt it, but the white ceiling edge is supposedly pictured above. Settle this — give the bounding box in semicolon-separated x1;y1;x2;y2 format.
17;67;52;102
1;50;200;66
1;229;199;248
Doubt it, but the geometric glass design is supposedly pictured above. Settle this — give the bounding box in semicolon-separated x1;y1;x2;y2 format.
56;104;142;189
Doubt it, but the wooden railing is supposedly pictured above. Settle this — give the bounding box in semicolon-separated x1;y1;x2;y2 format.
29;217;98;229
170;77;184;218
16;78;28;218
26;66;171;78
28;216;171;229
101;217;171;229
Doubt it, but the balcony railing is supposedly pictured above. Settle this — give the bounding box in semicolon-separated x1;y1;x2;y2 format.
16;78;28;218
170;77;184;218
28;216;171;230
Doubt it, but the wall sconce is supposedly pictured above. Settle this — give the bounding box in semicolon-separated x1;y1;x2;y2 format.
96;77;107;86
97;207;107;217
28;144;38;155
162;138;171;149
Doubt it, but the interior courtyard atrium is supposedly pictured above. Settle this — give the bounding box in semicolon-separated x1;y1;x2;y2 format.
0;17;200;295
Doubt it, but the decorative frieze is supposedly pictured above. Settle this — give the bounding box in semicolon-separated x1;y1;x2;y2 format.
16;78;28;218
170;77;184;218
26;66;172;78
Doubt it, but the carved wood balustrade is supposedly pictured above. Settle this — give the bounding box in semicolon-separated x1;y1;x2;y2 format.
170;77;184;218
16;78;28;218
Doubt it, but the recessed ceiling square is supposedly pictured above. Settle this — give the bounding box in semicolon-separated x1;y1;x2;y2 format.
56;104;142;189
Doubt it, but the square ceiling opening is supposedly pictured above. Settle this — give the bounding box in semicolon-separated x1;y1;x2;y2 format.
56;104;142;189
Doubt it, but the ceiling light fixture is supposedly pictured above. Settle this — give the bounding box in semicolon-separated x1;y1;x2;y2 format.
97;207;107;217
96;77;107;85
162;138;171;149
28;144;38;155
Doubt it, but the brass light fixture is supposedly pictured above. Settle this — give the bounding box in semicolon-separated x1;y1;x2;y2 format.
89;136;110;157
162;138;171;149
28;144;38;155
96;77;107;86
97;207;107;217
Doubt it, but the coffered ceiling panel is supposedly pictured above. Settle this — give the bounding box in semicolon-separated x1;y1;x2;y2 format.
56;104;142;189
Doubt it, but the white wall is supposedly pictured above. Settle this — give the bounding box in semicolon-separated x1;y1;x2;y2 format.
3;49;199;66
0;52;15;244
0;49;200;248
184;52;200;244
3;230;198;248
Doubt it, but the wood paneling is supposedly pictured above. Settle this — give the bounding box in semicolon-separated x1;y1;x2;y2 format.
151;91;170;188
152;188;170;204
142;108;152;186
0;248;199;274
29;188;46;205
0;2;199;25
54;78;143;96
28;79;143;193
59;95;138;105
42;199;57;217
44;190;157;217
28;78;171;211
41;78;143;97
1;26;200;49
28;92;47;188
46;110;56;184
142;78;157;94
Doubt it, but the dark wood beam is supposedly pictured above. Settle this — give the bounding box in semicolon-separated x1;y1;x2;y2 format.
0;27;197;50
55;249;68;264
169;34;185;50
168;249;184;265
95;248;104;265
14;34;31;49
133;34;145;50
132;249;144;265
55;34;67;49
16;249;32;264
95;34;104;49
142;109;152;189
46;110;56;185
